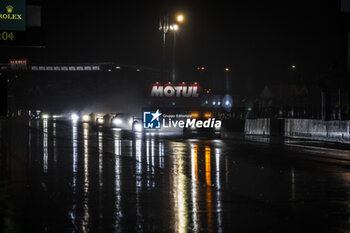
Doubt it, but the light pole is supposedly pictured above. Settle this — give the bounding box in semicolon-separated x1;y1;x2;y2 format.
159;15;169;81
158;14;184;82
225;67;230;93
170;14;184;82
169;24;179;82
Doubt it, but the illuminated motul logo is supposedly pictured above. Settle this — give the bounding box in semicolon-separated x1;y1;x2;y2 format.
150;82;201;97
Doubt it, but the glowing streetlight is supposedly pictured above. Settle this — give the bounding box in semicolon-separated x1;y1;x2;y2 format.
177;14;184;23
170;24;179;31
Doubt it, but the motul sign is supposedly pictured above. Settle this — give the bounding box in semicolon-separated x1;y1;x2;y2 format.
150;82;201;97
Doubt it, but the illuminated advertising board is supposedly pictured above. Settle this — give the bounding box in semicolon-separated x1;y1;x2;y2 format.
0;0;26;31
150;82;201;97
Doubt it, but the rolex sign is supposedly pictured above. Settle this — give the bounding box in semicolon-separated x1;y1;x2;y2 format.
0;0;25;31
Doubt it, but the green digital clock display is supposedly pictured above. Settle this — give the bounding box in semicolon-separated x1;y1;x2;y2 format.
0;31;14;40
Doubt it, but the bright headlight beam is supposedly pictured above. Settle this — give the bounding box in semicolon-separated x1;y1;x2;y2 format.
83;115;90;121
71;113;79;122
134;123;143;132
113;118;123;125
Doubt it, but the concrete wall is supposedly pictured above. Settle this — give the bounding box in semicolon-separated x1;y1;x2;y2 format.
245;118;350;143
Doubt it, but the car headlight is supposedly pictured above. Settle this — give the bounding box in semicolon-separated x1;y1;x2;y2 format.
83;115;90;122
97;118;104;124
134;122;143;132
71;113;79;122
113;118;123;125
42;114;49;119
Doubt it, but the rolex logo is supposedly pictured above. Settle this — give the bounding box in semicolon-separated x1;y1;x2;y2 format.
6;5;13;13
0;4;22;21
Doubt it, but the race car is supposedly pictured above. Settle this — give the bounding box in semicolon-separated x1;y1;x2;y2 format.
183;110;221;138
111;113;134;131
82;112;96;124
96;113;112;126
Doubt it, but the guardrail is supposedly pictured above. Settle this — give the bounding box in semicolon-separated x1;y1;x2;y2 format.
245;118;350;143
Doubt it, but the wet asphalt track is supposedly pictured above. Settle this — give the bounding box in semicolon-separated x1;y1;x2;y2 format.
2;119;350;233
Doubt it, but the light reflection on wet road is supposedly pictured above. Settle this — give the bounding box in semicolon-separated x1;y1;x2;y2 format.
5;119;350;233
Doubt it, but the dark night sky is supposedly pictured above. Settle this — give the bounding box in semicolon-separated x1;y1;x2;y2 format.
2;0;349;87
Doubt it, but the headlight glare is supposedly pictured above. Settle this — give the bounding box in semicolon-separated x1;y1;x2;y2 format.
83;115;90;121
113;118;123;125
71;113;79;122
134;123;143;132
